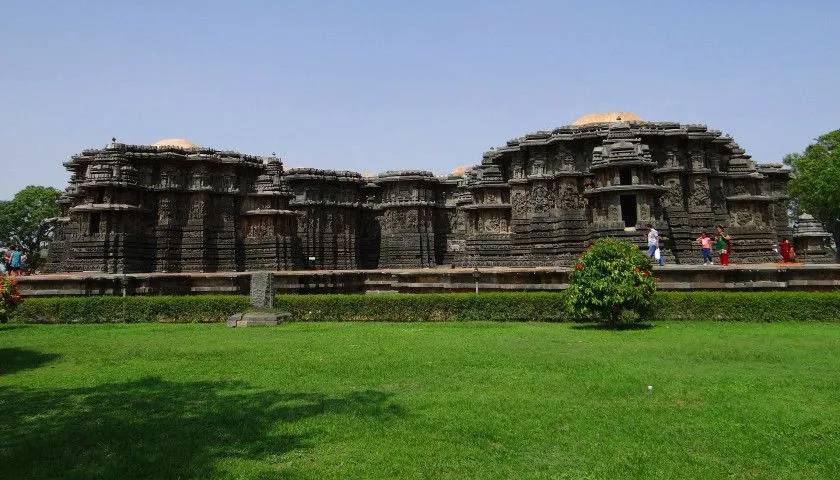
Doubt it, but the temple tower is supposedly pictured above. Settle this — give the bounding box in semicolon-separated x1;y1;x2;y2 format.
376;171;438;268
61;140;155;273
240;157;299;270
463;162;513;266
435;174;463;265
585;123;667;248
722;146;777;263
286;169;364;269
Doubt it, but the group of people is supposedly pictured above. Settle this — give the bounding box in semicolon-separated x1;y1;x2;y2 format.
646;224;732;266
0;244;27;276
695;226;733;266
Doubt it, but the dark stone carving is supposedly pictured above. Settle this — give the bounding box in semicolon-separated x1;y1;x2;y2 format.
46;118;799;273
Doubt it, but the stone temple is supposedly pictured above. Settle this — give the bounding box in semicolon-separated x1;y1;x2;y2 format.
44;113;826;274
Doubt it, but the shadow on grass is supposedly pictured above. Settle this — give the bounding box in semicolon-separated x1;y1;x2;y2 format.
0;324;30;332
570;322;654;331
0;378;403;480
0;347;60;375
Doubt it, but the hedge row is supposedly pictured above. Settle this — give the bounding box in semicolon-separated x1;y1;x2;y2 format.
11;295;249;323
9;291;840;323
274;292;568;322
654;291;840;322
276;291;840;322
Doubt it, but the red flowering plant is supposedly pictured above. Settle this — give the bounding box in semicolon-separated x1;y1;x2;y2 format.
0;276;23;323
565;238;657;325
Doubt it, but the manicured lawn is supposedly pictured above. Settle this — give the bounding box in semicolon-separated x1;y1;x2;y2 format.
2;321;839;479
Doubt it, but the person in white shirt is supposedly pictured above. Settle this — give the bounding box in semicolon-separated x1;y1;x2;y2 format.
646;224;659;259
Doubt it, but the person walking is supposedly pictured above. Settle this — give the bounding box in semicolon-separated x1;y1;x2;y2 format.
8;245;23;276
654;239;665;266
715;225;732;266
646;223;659;262
696;232;714;265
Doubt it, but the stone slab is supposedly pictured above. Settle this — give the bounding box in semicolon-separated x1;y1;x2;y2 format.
228;311;291;327
250;272;274;309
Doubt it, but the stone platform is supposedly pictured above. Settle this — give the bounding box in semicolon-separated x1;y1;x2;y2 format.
16;264;840;297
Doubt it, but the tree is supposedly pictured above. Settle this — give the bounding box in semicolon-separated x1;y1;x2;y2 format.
785;130;840;261
0;186;62;266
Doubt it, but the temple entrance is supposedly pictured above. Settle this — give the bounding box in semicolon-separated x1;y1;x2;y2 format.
619;167;632;186
620;194;637;228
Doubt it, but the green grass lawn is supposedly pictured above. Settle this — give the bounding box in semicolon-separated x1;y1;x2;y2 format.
2;321;839;480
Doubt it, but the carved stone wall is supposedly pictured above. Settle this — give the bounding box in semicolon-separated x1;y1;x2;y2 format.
47;119;796;273
376;171;438;268
286;169;364;270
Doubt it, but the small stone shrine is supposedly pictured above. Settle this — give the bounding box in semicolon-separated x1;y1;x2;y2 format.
46;113;807;273
792;214;835;263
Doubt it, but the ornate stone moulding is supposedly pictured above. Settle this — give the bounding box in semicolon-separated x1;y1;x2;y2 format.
240;209;298;216
793;214;831;238
589;159;656;171
584;184;667;196
375;170;438;184
467;183;508;190
375;200;437;209
725;194;773;202
78;180;145;189
461;203;512;210
69;203;151;213
288;199;363;208
285;168;364;183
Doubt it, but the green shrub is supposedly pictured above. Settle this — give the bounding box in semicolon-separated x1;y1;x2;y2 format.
565;238;656;324
11;295;249;323
0;276;24;323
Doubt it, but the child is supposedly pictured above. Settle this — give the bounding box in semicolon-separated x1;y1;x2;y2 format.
696;233;714;265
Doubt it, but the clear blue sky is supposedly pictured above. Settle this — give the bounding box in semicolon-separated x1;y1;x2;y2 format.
2;0;838;199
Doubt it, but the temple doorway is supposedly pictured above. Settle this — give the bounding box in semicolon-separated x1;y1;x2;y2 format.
620;194;637;228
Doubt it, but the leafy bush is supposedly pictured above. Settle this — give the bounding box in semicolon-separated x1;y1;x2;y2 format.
565;238;656;324
0;276;23;323
12;295;248;323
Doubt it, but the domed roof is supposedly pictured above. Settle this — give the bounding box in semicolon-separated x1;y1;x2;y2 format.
151;138;199;149
449;165;472;176
572;112;641;126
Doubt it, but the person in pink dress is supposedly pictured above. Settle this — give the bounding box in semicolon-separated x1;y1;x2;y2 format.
696;233;714;265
